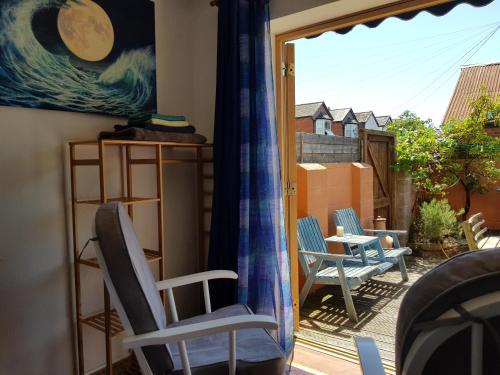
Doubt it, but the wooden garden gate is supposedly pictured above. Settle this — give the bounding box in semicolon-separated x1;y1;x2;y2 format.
360;129;395;227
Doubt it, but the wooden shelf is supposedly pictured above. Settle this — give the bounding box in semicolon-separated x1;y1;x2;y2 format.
79;249;161;269
69;139;213;374
69;140;213;148
71;159;100;166
162;158;213;164
75;197;160;205
81;310;124;336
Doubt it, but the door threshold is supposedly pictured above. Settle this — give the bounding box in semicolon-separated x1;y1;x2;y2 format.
295;336;396;375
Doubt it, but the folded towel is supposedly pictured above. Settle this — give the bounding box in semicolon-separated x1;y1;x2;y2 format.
114;124;196;133
148;119;190;127
99;127;207;144
128;113;186;125
151;114;186;121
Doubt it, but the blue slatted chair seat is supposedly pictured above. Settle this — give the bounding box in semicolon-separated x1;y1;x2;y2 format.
323;259;393;274
361;248;412;261
334;208;411;282
316;264;380;282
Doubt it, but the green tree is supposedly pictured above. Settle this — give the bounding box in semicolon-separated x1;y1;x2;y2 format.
388;111;448;195
440;89;500;219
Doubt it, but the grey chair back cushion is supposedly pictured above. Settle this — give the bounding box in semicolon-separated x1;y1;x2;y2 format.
396;248;500;374
95;202;174;373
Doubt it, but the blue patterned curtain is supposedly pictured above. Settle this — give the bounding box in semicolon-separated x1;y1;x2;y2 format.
208;0;294;356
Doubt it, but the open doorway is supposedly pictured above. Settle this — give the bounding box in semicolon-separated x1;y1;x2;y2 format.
275;0;500;368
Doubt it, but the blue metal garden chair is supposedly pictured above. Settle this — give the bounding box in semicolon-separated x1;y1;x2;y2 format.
297;216;392;322
333;208;412;281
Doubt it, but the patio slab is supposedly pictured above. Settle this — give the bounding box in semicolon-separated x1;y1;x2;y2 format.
297;257;441;364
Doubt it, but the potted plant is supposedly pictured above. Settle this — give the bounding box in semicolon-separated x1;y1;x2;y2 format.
414;198;463;258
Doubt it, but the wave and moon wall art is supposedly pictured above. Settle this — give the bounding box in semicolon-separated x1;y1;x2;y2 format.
0;0;156;117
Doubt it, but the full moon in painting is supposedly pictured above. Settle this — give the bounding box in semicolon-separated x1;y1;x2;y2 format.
57;0;114;62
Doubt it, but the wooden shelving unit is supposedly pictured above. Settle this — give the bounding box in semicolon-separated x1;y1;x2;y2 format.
69;139;213;375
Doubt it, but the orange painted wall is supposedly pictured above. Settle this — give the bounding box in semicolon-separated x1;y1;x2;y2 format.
296;117;314;133
297;162;374;291
446;182;500;229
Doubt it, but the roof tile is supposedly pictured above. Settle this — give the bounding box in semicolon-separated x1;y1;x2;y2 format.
443;62;500;123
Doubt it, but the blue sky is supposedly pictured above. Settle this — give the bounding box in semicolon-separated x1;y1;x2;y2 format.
294;0;500;125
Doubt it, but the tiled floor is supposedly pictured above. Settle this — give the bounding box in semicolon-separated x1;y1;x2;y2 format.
292;343;362;375
297;257;440;364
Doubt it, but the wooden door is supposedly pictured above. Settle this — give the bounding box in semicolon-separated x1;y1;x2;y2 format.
277;42;299;328
361;130;395;227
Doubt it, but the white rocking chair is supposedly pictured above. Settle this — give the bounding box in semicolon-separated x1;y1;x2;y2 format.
94;202;286;375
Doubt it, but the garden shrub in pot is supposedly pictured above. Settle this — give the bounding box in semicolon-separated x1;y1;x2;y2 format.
418;199;461;242
415;199;463;257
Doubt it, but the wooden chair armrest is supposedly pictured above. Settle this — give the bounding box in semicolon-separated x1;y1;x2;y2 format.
156;270;238;291
353;336;386;375
299;250;354;261
123;315;277;349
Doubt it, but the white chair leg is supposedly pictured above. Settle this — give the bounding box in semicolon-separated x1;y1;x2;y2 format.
178;340;191;375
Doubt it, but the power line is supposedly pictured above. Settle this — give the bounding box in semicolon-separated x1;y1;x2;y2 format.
393;24;500;112
296;21;500;63
409;24;500;112
296;25;497;101
296;25;493;75
296;28;488;93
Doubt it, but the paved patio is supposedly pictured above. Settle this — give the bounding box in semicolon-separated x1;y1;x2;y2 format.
296;257;441;364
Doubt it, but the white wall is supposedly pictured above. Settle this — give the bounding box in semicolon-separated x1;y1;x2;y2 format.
364;114;380;130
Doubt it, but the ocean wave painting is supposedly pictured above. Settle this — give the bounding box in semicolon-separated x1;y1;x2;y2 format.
0;0;156;118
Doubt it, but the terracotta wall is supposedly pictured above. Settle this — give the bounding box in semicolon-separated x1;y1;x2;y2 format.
296;117;314;133
446;182;500;229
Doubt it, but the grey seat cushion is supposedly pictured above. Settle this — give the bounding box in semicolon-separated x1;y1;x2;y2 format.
396;248;500;374
169;304;285;375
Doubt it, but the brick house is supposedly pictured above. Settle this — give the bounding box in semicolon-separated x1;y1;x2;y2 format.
295;101;334;135
329;107;358;137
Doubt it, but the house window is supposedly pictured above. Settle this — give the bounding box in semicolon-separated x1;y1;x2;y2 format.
315;120;325;135
345;123;358;138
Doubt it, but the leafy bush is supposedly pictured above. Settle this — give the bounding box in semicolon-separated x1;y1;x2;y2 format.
417;199;461;242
